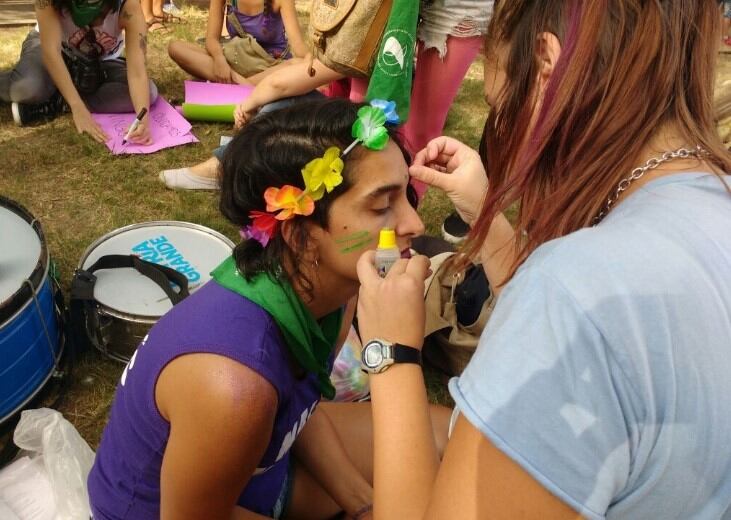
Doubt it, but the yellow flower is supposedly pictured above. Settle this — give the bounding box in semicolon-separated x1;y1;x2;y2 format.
301;146;344;201
264;185;315;220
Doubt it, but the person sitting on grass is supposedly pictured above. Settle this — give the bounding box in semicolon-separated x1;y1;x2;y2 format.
158;87;325;190
167;0;307;85
158;48;369;189
88;98;450;520
0;0;157;144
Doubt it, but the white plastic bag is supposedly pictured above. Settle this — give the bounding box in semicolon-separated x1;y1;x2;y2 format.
0;456;54;520
11;408;96;520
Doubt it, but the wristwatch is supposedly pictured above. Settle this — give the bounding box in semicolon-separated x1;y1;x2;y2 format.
360;339;421;374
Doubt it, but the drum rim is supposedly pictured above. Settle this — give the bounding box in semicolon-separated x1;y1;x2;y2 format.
78;220;234;318
94;303;161;323
0;196;50;324
77;220;235;270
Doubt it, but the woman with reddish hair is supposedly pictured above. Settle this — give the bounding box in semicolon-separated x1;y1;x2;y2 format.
357;1;731;518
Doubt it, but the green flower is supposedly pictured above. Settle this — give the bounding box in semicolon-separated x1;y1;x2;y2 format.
301;146;344;201
352;106;389;150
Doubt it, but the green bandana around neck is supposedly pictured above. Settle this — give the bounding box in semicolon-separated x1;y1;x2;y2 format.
69;0;107;28
211;256;342;399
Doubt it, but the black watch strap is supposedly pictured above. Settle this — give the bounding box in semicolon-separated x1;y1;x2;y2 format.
392;344;422;365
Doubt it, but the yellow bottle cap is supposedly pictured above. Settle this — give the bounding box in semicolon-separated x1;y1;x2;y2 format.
377;228;397;249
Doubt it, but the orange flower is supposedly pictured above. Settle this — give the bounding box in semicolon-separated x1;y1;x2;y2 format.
264;185;315;220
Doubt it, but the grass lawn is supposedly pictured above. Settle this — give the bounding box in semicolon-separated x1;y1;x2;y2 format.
0;1;487;447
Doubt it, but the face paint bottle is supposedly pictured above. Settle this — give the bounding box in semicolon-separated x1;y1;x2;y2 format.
375;228;400;277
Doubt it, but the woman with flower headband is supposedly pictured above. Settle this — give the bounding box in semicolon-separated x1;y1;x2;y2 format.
88;98;450;520
356;1;731;518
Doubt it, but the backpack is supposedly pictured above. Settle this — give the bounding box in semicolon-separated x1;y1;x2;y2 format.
308;0;393;78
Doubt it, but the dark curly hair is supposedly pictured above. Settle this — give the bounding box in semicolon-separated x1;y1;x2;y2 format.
219;98;413;299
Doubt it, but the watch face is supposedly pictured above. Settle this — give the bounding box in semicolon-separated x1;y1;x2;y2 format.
364;342;384;368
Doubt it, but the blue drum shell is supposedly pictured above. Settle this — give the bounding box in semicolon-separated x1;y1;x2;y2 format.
0;275;61;423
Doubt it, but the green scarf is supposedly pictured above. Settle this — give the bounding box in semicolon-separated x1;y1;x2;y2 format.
69;0;107;28
211;256;342;399
365;0;419;121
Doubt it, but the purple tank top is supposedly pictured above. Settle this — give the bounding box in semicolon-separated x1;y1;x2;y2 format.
226;4;289;58
88;281;325;519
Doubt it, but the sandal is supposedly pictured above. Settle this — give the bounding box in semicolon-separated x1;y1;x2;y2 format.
145;17;169;33
162;3;183;23
156;10;181;24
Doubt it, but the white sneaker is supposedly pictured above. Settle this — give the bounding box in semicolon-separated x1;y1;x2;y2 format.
162;2;183;17
159;168;219;190
441;212;470;244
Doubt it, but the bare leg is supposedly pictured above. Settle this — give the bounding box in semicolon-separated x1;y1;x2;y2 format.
286;402;451;519
141;0;166;31
286;462;342;520
141;0;165;19
168;41;254;85
189;156;221;179
152;0;165;17
168;41;218;81
140;0;153;20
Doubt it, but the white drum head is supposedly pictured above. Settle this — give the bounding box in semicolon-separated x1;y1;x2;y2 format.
0;205;42;303
79;222;234;318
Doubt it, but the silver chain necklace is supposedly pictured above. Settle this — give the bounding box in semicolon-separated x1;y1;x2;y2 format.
593;145;706;225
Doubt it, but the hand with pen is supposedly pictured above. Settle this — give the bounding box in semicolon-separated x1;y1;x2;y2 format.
122;107;153;146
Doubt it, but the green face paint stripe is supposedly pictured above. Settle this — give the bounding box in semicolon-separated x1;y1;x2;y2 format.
335;230;370;244
340;238;373;254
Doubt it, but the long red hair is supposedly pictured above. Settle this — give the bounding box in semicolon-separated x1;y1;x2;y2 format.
466;0;731;283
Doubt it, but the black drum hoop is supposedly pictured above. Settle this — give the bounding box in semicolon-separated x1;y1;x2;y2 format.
0;195;49;324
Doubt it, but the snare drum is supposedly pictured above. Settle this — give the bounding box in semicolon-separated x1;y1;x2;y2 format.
76;221;234;362
0;197;62;425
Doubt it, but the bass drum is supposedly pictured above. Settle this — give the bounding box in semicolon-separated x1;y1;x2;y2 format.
0;196;63;425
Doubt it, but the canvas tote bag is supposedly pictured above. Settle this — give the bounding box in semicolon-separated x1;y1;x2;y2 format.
423;253;496;376
222;4;288;77
308;0;393;78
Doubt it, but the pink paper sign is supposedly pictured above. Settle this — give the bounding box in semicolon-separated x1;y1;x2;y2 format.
92;97;199;155
184;80;253;105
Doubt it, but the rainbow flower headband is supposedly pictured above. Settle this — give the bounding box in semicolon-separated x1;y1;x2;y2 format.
240;100;400;247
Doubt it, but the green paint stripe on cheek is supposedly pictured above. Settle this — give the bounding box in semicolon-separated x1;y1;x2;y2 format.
335;230;370;244
340;238;373;254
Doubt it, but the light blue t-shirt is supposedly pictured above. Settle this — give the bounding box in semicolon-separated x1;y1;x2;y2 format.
450;173;731;519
